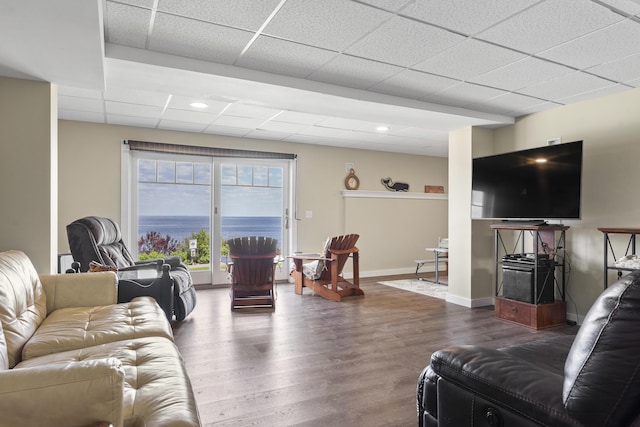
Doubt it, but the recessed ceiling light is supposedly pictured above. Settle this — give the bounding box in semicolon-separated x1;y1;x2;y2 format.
376;125;389;132
190;102;208;109
535;158;547;163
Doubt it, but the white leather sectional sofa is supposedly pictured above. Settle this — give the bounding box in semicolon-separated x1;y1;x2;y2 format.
0;250;201;427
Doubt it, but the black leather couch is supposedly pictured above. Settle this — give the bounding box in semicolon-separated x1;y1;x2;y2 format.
66;216;197;321
417;270;640;427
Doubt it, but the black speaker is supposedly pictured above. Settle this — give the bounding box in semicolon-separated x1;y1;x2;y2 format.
502;257;555;304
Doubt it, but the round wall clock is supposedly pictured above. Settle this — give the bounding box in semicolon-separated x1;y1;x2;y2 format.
345;168;360;190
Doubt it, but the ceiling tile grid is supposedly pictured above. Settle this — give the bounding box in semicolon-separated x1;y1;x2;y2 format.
104;2;151;49
235;36;339;78
37;0;640;156
475;0;624;54
156;0;284;31
344;16;466;67
148;13;254;64
262;0;391;52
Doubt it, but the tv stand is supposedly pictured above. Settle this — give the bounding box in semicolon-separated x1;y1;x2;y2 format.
490;224;569;329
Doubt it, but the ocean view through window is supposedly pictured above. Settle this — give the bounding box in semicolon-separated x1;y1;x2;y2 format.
138;215;281;244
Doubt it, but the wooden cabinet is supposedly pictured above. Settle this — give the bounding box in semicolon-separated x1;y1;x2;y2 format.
495;297;567;329
490;224;569;329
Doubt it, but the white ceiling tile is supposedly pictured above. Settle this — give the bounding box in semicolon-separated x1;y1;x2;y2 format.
469;57;573;91
538;20;640;69
104;2;152;49
223;104;281;120
213;115;265;128
346;16;465;67
297;126;354;139
157;0;283;31
370;69;459;99
413;40;526;80
467;92;549;115
424;83;508;108
58;86;103;99
58;95;104;113
477;0;623;54
104;87;169;107
308;55;403;90
166;95;230;114
162;108;218;124
626;78;640;87
105;101;164;118
597;0;640;15
519;72;616;100
509;101;563;117
203;124;251;137
338;130;384;142
358;123;402;134
149;13;254;64
109;0;155;8
59;109;106;123
283;134;327;145
236;36;338;78
587;53;640;83
401;0;539;35
263;0;390;52
356;0;415;12
389;127;449;140
106;114;159;128
158;119;208;132
259;121;308;133
556;84;631;104
275;111;328;125
245;129;290;141
317;117;374;130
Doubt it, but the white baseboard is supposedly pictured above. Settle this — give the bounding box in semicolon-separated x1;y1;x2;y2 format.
445;293;493;308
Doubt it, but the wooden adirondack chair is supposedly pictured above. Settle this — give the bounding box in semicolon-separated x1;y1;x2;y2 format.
290;234;363;302
228;236;278;310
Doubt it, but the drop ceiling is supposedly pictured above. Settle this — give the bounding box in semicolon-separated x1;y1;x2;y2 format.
2;0;640;156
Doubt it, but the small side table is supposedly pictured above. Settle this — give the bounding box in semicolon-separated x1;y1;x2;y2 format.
597;227;640;289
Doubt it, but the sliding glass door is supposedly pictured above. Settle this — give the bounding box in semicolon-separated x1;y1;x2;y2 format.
126;149;292;285
215;160;289;283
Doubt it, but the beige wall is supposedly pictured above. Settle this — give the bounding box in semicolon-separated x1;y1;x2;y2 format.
492;86;640;321
58;120;448;278
0;76;57;273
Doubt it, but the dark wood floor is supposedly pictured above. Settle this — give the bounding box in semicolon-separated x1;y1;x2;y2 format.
172;274;577;427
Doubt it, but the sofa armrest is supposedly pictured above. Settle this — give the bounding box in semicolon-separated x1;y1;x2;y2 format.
0;358;124;427
430;346;571;425
40;272;118;314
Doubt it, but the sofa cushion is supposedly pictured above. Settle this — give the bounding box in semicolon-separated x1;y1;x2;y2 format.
563;270;640;427
0;250;47;368
1;358;125;427
22;297;173;361
17;337;201;427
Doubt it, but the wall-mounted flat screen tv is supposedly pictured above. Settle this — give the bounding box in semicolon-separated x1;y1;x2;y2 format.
471;140;583;221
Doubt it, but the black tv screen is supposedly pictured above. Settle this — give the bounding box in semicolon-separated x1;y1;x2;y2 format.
471;140;583;220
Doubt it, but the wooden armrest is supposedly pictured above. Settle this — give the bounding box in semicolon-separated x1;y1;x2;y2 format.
328;248;359;255
289;253;327;261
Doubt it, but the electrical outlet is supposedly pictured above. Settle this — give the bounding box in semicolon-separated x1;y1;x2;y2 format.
346;163;354;173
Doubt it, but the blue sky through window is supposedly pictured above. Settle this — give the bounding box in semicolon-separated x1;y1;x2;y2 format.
138;160;282;217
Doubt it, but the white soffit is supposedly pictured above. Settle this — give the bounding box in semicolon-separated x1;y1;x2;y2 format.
105;45;514;132
0;0;104;89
